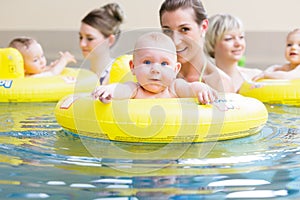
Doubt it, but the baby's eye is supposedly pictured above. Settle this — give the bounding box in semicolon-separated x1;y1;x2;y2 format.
143;60;151;65
161;61;168;66
87;37;94;42
287;43;292;47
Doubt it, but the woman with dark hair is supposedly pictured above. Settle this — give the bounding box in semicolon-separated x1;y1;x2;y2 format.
159;0;234;92
79;3;125;85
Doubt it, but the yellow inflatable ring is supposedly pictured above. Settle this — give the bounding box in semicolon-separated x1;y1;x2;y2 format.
0;48;98;102
54;93;268;143
108;54;136;83
239;79;300;106
0;68;98;102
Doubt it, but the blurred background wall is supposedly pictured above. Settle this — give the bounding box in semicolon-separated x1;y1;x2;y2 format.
1;0;299;68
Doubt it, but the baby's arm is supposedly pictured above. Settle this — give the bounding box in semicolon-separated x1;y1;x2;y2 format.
264;64;284;73
174;79;218;104
252;64;300;81
91;82;137;103
25;51;77;78
48;51;77;75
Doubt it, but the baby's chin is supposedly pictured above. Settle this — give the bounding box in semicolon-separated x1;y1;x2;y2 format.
143;84;167;94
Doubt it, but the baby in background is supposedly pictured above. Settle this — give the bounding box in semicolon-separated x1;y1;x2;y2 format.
253;28;300;81
8;37;77;77
92;32;217;104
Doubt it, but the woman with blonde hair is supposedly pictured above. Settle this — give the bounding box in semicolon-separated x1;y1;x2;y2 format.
205;13;261;92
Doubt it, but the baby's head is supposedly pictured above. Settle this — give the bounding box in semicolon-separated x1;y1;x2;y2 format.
130;32;181;93
205;13;244;58
287;28;300;39
9;37;47;75
285;28;300;65
133;32;177;57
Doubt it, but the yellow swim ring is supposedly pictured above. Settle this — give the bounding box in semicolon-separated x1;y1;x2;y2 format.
109;54;136;83
0;48;24;78
239;79;300;106
54;93;268;143
0;48;98;102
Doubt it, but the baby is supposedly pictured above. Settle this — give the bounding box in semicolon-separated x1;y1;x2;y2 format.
253;28;300;80
9;37;76;77
92;32;217;104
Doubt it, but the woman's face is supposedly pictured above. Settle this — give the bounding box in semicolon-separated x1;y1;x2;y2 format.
214;29;246;63
160;8;207;64
79;23;109;58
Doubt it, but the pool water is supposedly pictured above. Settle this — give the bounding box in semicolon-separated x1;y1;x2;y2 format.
0;102;300;199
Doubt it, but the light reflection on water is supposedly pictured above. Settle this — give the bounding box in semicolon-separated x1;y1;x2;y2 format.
0;103;300;199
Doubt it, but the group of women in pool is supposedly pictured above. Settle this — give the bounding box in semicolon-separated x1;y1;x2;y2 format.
54;0;271;143
9;0;300;99
83;0;300;98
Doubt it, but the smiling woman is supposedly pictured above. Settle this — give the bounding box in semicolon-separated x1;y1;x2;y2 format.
204;13;262;93
159;0;234;93
0;0;297;75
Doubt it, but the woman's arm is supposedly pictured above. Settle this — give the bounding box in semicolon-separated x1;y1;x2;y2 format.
203;62;235;93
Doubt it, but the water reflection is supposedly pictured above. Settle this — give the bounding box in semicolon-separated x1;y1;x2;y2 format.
0;103;300;199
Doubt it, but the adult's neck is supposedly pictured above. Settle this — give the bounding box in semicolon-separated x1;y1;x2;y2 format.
178;55;206;82
90;55;113;78
215;59;239;77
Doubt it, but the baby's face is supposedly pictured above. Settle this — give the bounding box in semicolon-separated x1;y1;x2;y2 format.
285;32;300;65
23;42;47;75
132;46;180;94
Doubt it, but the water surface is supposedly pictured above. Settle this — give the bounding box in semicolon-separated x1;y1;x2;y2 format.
0;103;300;199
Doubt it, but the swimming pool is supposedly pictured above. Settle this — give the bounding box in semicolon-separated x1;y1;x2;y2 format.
0;102;300;199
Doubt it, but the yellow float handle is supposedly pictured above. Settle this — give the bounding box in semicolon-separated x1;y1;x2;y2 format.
0;48;24;79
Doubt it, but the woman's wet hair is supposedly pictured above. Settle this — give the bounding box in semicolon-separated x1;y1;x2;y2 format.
159;0;207;25
81;3;125;38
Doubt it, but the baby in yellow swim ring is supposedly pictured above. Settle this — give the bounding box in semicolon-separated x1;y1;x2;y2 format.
91;32;217;104
253;28;300;81
8;37;77;77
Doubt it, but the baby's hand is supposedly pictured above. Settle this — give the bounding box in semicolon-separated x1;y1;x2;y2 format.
197;84;218;104
91;84;116;104
252;72;265;81
59;51;77;64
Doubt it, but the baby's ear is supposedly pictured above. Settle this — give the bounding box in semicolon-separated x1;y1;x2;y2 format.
129;60;135;75
174;62;181;74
